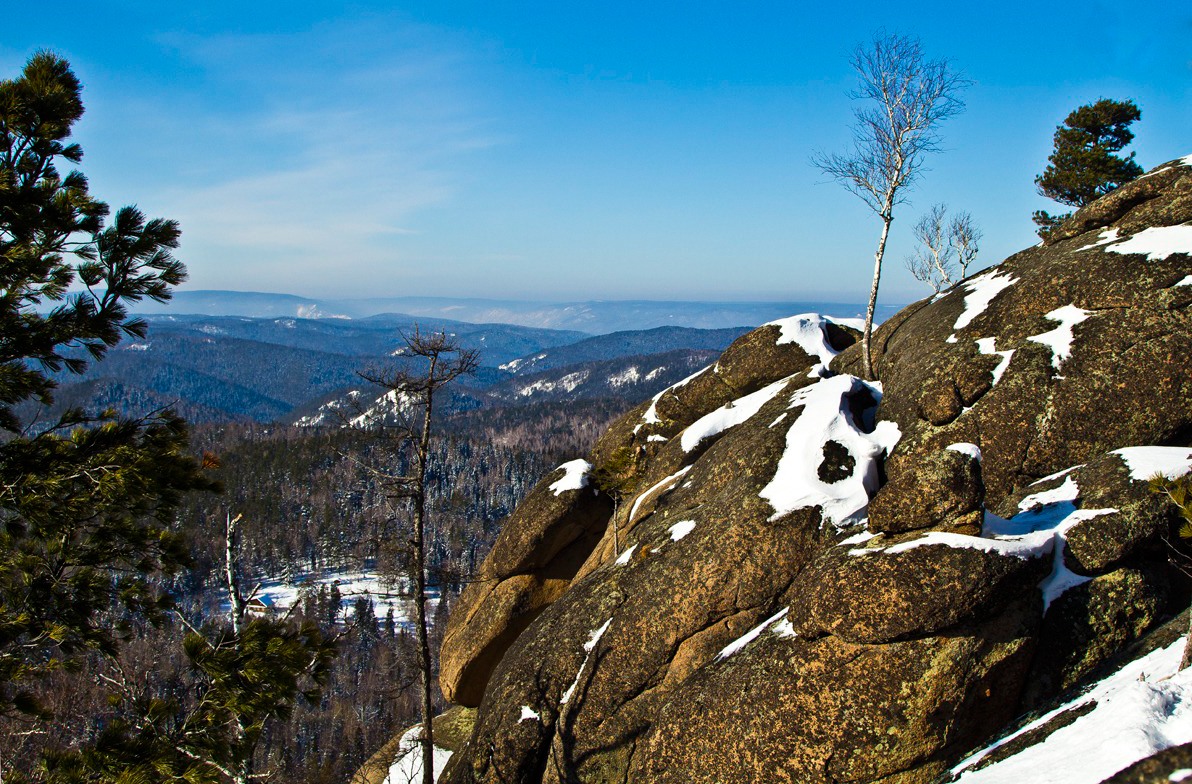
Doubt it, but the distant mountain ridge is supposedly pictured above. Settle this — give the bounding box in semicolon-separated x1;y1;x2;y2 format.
131;290;902;335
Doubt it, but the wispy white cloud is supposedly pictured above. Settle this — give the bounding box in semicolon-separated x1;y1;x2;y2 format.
132;15;506;291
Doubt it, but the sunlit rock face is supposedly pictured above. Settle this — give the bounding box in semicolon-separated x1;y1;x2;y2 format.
430;157;1192;784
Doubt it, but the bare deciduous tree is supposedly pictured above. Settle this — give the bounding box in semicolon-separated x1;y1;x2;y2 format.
357;327;478;784
905;203;952;294
904;204;982;294
814;33;967;379
949;210;981;279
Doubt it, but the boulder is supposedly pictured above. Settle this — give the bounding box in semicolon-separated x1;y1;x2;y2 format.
868;445;985;534
434;157;1192;783
439;462;614;706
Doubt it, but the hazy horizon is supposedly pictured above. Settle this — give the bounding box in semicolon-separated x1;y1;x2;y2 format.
4;1;1187;304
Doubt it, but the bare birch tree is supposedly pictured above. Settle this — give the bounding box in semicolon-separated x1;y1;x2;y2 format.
949;210;981;279
357;328;478;784
814;33;967;379
905;203;952;294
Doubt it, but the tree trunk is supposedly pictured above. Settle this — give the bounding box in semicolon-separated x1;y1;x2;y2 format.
862;214;893;381
416;375;436;784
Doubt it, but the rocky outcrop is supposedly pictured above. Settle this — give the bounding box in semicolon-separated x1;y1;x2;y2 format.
422;156;1192;783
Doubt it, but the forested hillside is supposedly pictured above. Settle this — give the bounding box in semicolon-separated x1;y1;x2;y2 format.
0;399;627;783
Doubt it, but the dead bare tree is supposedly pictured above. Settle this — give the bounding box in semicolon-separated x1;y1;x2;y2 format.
357;327;479;784
814;33;967;379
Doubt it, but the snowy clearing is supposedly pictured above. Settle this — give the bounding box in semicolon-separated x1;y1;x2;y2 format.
244;568;439;627
518;370;589;397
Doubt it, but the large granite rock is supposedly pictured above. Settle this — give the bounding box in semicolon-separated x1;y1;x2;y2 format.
403;156;1192;783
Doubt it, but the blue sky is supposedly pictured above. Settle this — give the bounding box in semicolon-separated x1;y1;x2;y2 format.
4;2;1188;305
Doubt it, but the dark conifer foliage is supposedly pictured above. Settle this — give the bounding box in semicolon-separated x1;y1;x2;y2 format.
1032;98;1143;237
0;52;214;718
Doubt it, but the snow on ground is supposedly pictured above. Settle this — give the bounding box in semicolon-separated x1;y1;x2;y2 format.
561;618;613;705
760;375;901;529
608;366;641;388
246;568;439;627
951;271;1019;336
519;706;539;723
716;608;790;661
951;637;1192;784
1102;224;1192;261
1028;306;1092;372
680;377;793;453
517;370;589;397
549;459;592;495
1177;275;1192;287
383;725;453;784
975;338;1014;386
1113;447;1192;482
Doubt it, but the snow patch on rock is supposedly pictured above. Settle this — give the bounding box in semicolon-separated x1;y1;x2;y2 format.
951;636;1192;784
948;442;983;461
952;270;1019;335
975;337;1014;386
763;313;858;376
760;375;901;529
549;460;591;496
680;377;792;453
1113;446;1192;482
668;519;696;541
1102;224;1192;261
1028;305;1091;372
561;618;613;705
628;466;692;522
716;608;790;661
